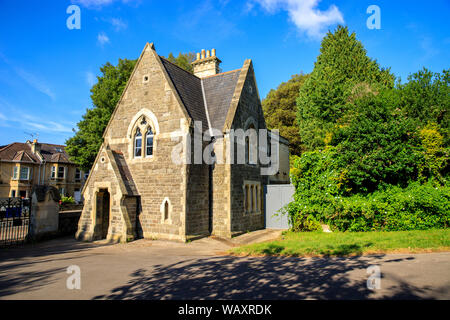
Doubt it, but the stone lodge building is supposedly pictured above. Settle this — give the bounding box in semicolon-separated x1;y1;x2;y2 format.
0;140;86;200
76;43;289;243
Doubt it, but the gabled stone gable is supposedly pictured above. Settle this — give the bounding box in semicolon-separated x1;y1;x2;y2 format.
76;43;278;243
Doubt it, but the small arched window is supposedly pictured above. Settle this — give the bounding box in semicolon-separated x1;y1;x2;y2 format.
134;128;142;158
245;124;256;165
146;127;154;157
164;201;169;221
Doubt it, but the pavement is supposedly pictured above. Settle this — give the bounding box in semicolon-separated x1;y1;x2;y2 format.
0;229;449;300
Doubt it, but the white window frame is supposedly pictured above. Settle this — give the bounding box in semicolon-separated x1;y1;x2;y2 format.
19;167;30;180
134;128;143;158
75;168;81;180
57;166;65;179
145;127;154;158
51;166;56;179
12;167;18;180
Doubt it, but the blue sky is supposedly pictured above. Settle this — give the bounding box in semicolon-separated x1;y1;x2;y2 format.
0;0;448;145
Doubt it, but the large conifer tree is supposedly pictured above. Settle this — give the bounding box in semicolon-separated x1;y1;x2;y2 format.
296;25;395;151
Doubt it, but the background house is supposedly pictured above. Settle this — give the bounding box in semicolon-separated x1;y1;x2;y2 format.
0;139;87;201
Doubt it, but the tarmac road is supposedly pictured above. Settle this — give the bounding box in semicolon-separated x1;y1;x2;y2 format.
0;235;449;300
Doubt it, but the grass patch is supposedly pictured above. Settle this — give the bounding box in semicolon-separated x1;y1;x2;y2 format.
230;229;450;257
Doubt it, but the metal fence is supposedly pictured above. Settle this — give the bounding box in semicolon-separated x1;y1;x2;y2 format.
0;197;32;247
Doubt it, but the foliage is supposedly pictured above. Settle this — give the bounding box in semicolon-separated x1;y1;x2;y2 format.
230;229;450;257
166;52;196;74
66;59;137;171
290;150;449;232
262;74;309;156
286;25;449;233
60;196;75;204
332;91;423;194
283;202;322;232
296;25;395;152
418;123;449;182
397;68;450;144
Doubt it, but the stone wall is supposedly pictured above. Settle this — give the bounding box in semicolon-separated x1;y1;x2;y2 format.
30;186;60;240
228;61;266;235
77;44;191;243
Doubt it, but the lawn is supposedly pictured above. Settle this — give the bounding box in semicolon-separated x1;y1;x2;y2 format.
230;229;450;257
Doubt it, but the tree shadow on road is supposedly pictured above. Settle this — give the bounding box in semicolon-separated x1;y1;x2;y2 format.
0;236;112;297
92;255;437;300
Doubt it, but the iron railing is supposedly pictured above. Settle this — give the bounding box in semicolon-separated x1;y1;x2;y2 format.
0;197;31;247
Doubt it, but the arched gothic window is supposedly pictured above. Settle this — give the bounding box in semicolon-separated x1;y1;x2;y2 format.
146;127;154;157
134;128;142;158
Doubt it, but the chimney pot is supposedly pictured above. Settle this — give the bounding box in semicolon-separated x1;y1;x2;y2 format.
196;52;200;60
192;48;222;78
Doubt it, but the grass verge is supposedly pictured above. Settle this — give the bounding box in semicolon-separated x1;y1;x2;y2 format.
230;229;450;257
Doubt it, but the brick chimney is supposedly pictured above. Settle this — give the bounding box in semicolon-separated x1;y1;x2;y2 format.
30;139;41;154
191;48;221;78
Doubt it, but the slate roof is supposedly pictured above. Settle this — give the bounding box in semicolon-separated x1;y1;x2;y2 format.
39;144;70;162
160;57;209;131
0;142;74;164
202;69;241;131
0;143;40;163
159;57;241;134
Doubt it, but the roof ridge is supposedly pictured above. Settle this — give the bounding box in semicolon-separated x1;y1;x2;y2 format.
202;68;241;79
41;143;66;147
159;56;200;80
0;142;20;153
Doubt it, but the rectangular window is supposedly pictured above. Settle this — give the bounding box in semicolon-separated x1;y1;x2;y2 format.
60;188;65;196
58;166;65;179
84;171;89;180
75;168;81;180
11;190;16;198
244;181;262;214
19;167;30;180
12;167;18;180
51;166;56;179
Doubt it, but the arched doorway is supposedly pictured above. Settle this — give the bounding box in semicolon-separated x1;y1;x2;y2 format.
96;189;110;239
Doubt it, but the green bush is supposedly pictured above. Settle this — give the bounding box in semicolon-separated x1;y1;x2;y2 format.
283;202;322;232
289;150;449;231
61;196;75;204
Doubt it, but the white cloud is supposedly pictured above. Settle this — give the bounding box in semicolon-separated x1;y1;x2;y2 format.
22;115;73;134
0;53;55;100
110;18;127;31
72;0;138;9
251;0;344;39
72;0;114;8
85;71;96;87
14;67;56;100
0;99;73;134
97;32;110;46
